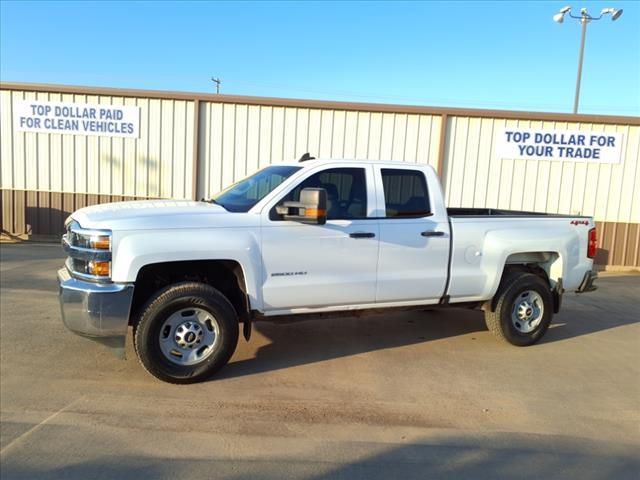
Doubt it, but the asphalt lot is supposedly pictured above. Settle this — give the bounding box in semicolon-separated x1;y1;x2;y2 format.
0;243;639;479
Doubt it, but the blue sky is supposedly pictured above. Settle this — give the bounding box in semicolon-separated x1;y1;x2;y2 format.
1;1;638;115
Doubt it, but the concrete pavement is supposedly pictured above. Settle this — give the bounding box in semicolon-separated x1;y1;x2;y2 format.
1;243;639;479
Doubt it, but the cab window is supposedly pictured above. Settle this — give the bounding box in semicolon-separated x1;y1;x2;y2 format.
276;168;367;220
381;169;431;218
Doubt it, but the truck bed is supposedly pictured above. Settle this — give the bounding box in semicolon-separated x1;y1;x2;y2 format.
447;208;588;218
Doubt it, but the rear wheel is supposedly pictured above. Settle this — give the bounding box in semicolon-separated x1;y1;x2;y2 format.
134;282;239;384
484;272;553;346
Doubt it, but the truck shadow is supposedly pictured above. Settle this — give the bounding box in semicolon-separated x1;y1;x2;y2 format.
219;308;482;380
219;275;639;381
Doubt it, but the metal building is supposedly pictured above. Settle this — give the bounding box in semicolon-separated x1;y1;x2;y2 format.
1;82;638;269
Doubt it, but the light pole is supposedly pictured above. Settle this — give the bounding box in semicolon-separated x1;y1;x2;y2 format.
553;6;623;114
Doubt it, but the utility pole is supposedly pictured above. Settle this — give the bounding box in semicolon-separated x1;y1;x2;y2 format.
211;77;221;94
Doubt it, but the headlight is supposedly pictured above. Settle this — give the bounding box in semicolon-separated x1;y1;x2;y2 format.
63;220;113;282
89;235;111;250
69;231;111;250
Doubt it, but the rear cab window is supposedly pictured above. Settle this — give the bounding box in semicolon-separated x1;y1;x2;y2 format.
381;168;431;218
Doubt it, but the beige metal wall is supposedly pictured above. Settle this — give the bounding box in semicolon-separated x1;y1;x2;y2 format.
0;89;195;200
441;116;640;267
1;82;638;267
198;102;441;199
443;117;640;225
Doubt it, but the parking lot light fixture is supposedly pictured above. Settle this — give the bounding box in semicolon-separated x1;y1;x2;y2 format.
552;6;624;113
610;8;623;20
553;12;566;23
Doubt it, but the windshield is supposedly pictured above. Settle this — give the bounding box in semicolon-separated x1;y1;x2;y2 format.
210;165;302;212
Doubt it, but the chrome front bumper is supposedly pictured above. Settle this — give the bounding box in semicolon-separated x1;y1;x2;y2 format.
58;268;133;354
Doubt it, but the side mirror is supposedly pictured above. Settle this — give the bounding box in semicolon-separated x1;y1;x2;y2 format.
275;188;327;225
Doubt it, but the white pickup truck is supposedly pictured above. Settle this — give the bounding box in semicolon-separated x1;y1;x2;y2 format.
59;156;598;383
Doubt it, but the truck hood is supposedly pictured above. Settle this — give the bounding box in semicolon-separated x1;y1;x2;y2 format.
71;199;249;231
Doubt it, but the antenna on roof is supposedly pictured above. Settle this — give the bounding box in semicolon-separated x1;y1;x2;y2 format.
299;153;316;162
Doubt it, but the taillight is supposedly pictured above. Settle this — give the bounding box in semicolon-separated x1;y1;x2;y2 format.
587;227;597;259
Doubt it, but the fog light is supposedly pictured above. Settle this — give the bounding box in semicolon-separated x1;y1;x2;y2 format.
89;261;111;277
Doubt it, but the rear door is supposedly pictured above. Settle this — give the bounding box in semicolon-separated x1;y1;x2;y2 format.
260;164;379;311
374;166;450;303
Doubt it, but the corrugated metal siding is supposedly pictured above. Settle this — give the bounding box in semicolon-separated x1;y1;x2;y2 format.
197;102;442;199
443;117;640;224
0;189;153;238
0;90;195;199
1;85;639;267
595;221;640;267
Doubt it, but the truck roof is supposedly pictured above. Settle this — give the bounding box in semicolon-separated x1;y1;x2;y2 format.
278;158;435;169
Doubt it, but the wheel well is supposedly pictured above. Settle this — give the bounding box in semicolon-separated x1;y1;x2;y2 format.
129;260;249;325
503;251;559;286
502;263;550;285
488;252;561;313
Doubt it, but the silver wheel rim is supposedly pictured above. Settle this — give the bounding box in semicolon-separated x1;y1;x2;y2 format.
511;290;544;334
158;307;219;366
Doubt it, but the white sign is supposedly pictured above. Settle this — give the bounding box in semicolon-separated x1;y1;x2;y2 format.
496;127;623;164
13;100;139;138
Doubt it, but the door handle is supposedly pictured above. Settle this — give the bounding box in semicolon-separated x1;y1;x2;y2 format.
349;232;376;239
421;230;445;237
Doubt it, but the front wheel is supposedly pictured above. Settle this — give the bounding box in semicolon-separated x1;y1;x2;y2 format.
134;282;239;384
484;272;553;346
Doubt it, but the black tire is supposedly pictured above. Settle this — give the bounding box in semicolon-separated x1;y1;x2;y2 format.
484;272;553;346
133;282;239;384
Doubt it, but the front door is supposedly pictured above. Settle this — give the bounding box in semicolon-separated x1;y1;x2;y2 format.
260;165;379;312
